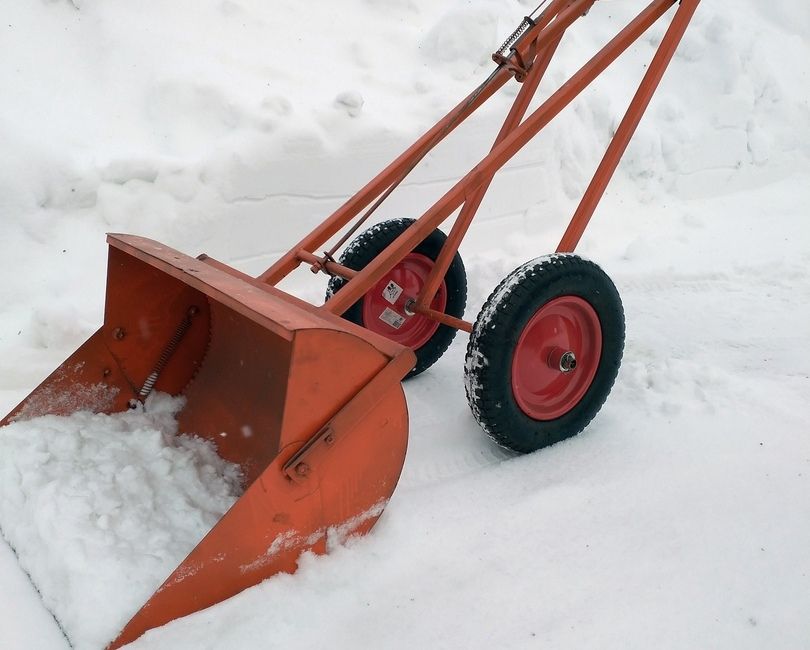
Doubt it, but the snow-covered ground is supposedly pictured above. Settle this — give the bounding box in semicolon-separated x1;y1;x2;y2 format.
1;0;809;648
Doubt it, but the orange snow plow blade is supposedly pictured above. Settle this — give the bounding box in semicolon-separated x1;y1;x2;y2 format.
0;234;414;648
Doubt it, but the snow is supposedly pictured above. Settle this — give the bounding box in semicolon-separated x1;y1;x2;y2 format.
1;0;809;648
0;394;242;650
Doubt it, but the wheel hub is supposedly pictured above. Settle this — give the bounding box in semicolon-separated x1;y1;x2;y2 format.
511;296;602;420
362;252;447;348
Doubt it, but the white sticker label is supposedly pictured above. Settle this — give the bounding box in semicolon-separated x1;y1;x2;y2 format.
379;307;406;329
382;281;403;305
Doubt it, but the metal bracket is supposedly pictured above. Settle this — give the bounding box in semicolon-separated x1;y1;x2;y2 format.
281;348;415;485
492;40;538;82
283;425;336;484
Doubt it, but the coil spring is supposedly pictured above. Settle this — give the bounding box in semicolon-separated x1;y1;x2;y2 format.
137;306;198;401
496;17;534;56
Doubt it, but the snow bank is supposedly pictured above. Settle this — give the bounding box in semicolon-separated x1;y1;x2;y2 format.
1;0;806;318
0;394;242;650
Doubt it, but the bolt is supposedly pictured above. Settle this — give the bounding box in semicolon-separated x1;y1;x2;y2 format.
188;305;199;317
102;368;111;377
295;462;310;478
113;327;126;341
325;433;335;446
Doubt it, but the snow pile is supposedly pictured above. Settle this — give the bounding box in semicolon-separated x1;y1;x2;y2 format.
0;394;242;650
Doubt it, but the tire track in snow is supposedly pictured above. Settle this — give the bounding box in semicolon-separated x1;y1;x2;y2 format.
398;445;515;492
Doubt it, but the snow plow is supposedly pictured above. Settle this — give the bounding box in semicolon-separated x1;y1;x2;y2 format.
0;0;699;647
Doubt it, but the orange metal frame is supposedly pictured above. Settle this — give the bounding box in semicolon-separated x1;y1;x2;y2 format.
260;0;700;331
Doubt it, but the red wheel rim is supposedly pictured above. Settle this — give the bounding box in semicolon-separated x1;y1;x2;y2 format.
361;253;447;348
511;296;602;421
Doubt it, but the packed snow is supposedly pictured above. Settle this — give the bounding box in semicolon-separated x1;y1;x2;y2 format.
1;0;809;649
0;394;242;650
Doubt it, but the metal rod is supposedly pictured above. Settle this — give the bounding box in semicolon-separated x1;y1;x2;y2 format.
557;0;701;252
416;32;564;311
324;0;676;316
409;304;473;333
258;0;593;287
257;70;512;285
295;250;358;279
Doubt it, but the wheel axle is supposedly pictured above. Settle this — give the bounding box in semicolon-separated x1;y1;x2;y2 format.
548;348;577;373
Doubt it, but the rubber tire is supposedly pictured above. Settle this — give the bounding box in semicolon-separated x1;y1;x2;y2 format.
464;254;624;453
327;218;467;379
